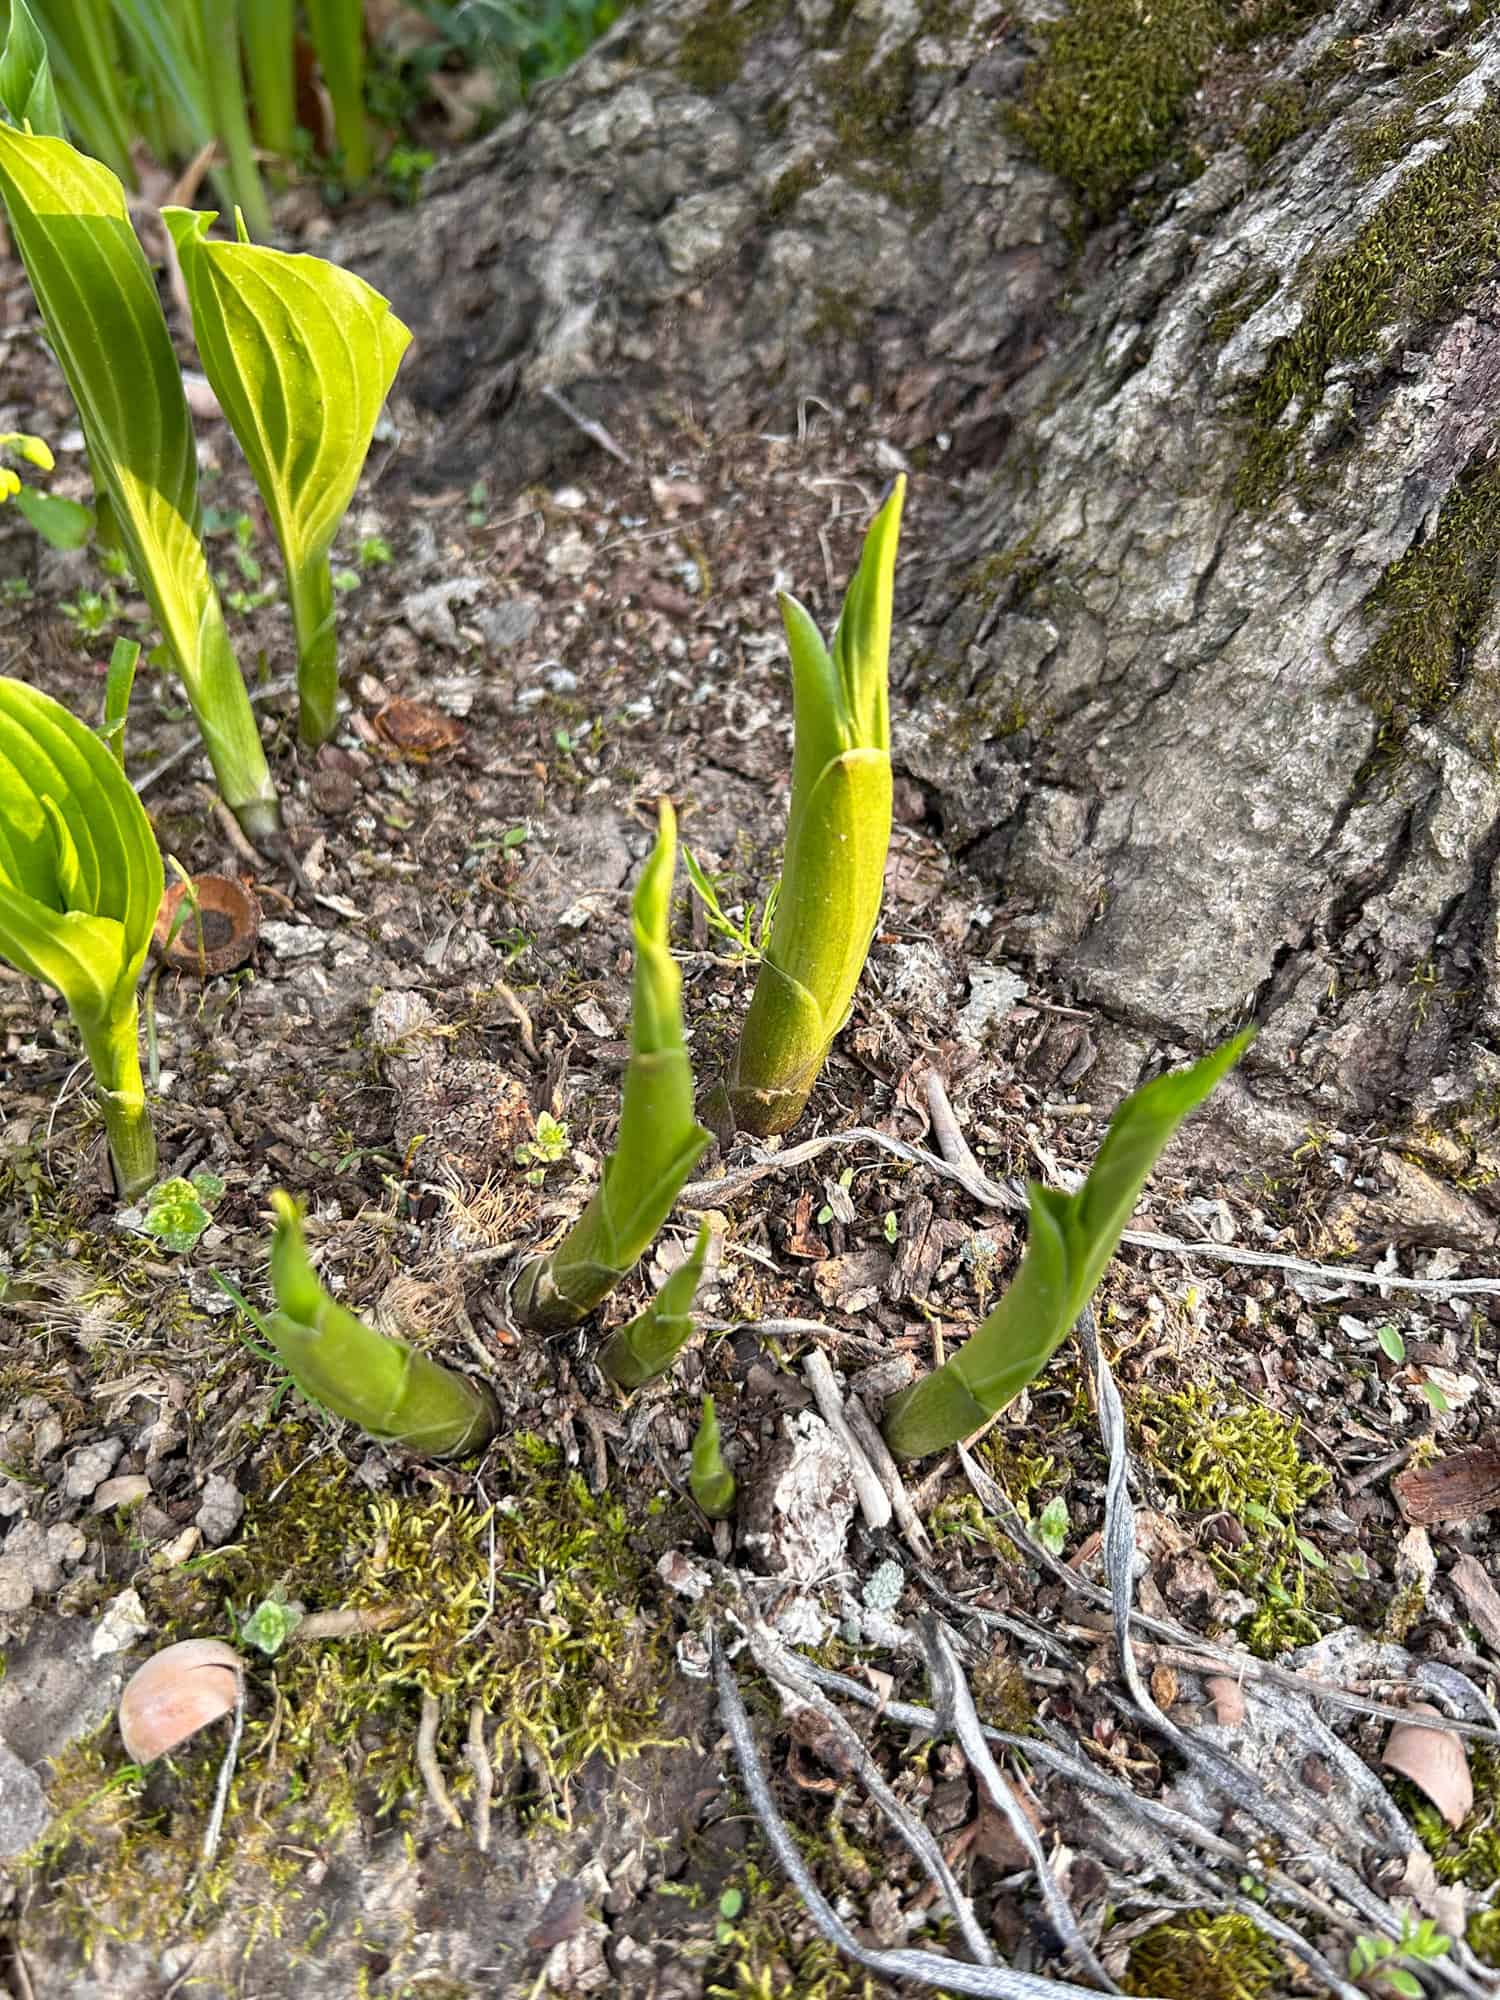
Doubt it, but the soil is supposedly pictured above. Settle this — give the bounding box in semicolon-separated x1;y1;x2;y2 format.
0;212;1498;2000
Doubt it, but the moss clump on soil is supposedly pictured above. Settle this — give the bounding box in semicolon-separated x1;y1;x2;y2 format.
1133;1382;1335;1654
1242;81;1313;168
820;24;944;222
708;1859;882;1999
1398;1744;1500;1894
1350;105;1416;179
1007;0;1330;223
1234;105;1500;506
1352;446;1500;738
1123;1908;1286;1998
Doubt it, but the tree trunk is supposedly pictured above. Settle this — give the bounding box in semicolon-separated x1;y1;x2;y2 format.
335;0;1500;1153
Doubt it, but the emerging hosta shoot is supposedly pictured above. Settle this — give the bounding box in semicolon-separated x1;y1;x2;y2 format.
247;1192;497;1457
690;1396;735;1519
164;208;411;748
725;477;904;1135
0;677;162;1197
515;800;710;1329
598;1220;717;1390
882;1032;1253;1460
0;124;281;843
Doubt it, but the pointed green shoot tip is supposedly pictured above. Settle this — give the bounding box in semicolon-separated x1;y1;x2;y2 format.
598;1219;717;1390
690;1395;735;1519
882;1029;1254;1460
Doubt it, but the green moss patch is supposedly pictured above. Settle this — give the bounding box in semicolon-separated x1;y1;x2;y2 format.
1235;104;1500;505
676;0;787;92
1124;1909;1287;1998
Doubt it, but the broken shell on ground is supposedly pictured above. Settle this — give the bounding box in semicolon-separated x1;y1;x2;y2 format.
154;875;261;975
371;696;464;757
118;1638;244;1763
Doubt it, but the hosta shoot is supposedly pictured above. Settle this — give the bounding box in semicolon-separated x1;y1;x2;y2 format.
245;1192;497;1457
165;207;411;748
515;799;710;1330
0;0;63;142
725;477;903;1136
0;123;281;843
0;676;163;1197
598;1220;717;1390
305;0;371;185
882;1032;1253;1459
691;1396;735;1519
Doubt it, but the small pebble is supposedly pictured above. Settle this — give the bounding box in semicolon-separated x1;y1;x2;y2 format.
64;1437;125;1500
195;1475;244;1548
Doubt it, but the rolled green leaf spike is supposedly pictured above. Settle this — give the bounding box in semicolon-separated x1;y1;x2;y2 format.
257;1192;497;1457
690;1395;735;1519
515;799;710;1330
725;477;903;1135
882;1032;1253;1460
598;1220;717;1390
164;207;411;748
0;677;162;1198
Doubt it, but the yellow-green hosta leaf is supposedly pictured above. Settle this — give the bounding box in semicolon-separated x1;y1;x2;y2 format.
0;129;279;839
515;799;710;1330
598;1220;717;1389
882;1032;1254;1459
0;676;162;1195
258;1192;496;1458
164;206;410;746
726;478;903;1136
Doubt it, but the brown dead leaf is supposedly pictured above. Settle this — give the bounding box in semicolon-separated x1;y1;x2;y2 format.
1150;1663;1179;1710
1382;1703;1473;1828
1394;1441;1500;1524
784;1190;826;1261
1448;1553;1500;1651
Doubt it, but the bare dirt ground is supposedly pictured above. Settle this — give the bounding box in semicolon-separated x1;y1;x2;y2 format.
1;226;1499;2000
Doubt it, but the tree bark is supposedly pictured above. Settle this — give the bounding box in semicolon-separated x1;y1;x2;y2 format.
335;0;1500;1151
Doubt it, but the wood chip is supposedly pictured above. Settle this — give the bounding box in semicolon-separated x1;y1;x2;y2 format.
1393;1441;1500;1524
1448;1553;1500;1652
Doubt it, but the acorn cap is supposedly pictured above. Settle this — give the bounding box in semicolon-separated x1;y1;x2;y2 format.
154;875;260;976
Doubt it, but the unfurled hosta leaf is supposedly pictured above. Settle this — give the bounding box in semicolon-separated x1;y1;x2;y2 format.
515;800;711;1330
0;676;162;1195
0;129;280;843
725;477;903;1136
882;1032;1253;1459
691;1395;735;1519
165;208;411;748
248;1192;497;1457
599;1220;717;1389
0;0;64;141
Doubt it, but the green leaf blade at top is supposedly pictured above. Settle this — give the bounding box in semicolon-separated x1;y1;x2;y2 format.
0;131;278;838
164;206;411;745
0;0;66;139
882;1031;1253;1459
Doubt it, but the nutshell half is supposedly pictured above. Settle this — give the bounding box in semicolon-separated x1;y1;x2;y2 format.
118;1638;244;1763
155;874;261;975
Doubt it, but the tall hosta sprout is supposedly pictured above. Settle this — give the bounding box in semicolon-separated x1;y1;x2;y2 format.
598;1220;717;1390
691;1395;735;1519
0;677;162;1197
164;207;411;748
248;1192;497;1457
0;125;280;844
515;800;710;1330
882;1032;1253;1460
725;477;904;1136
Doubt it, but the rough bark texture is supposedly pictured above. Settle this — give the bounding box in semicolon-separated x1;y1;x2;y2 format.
335;0;1500;1147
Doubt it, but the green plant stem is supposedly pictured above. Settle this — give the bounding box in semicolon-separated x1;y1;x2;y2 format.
288;551;338;747
240;0;295;162
192;596;282;840
196;0;271;238
35;0;135;183
305;0;371;184
690;1394;735;1518
84;1006;156;1199
597;1220;714;1389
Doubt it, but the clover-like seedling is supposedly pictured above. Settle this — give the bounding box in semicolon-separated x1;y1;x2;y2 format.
0;118;281;844
0;677;163;1197
514;800;710;1330
164;207;411;749
598;1220;717;1390
724;477;904;1136
882;1032;1254;1459
235;1191;497;1458
142;1171;225;1253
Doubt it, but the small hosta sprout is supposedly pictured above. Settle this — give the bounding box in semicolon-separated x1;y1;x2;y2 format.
690;1395;735;1520
243;1191;498;1458
0;676;163;1196
598;1220;718;1390
725;478;904;1136
118;1638;243;1764
514;800;710;1330
882;1032;1253;1460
